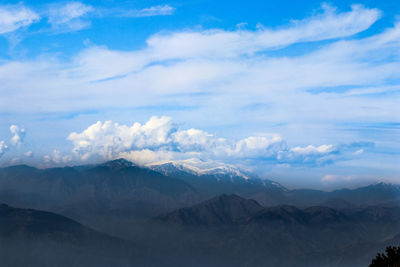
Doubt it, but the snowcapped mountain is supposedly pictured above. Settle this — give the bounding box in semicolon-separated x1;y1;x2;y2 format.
146;159;287;192
147;160;251;179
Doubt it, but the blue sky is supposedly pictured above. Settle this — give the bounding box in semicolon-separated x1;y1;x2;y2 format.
0;0;399;189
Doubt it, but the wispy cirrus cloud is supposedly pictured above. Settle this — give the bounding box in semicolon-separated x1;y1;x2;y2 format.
0;3;395;117
115;5;175;18
46;1;94;32
0;2;174;35
0;4;40;34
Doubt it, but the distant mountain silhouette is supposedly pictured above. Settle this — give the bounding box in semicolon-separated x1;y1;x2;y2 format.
319;198;355;209
152;194;400;267
155;194;352;227
281;182;400;207
155;194;263;226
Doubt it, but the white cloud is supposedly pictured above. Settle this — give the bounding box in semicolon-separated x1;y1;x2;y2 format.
354;149;364;155
277;142;373;166
120;149;175;166
321;174;358;184
67;116;369;168
233;136;285;158
0;4;393;115
290;144;335;155
25;150;33;157
236;22;248;29
67;116;176;160
120;5;175;17
0;4;40;34
321;174;337;182
0;140;8;158
9;125;25;146
44;149;72;165
172;128;216;152
144;4;379;59
47;1;93;32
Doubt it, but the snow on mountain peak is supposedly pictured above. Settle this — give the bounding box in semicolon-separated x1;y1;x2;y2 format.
146;159;252;180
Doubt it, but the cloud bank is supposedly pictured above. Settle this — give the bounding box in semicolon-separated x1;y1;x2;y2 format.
66;116;371;168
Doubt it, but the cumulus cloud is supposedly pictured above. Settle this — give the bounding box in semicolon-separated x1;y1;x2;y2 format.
9;125;25;147
47;1;93;32
233;135;285;158
0;4;40;34
68;116;176;160
44;149;72;165
290;144;335;155
67;116;370;168
120;149;175;166
172;128;217;152
0;140;8;158
278;142;374;166
66;116;282;163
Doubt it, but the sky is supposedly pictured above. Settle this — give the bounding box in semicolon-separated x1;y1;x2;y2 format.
0;0;399;189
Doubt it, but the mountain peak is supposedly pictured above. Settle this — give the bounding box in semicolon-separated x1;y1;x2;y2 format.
147;160;252;179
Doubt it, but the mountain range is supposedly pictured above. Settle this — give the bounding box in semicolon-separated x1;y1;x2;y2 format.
151;194;400;266
0;158;399;266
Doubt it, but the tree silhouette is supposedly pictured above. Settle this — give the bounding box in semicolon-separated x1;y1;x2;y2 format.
370;246;400;267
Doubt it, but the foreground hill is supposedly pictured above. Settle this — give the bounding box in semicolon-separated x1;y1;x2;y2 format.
0;204;138;267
